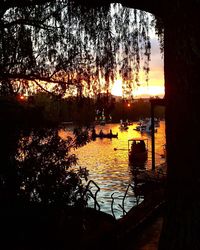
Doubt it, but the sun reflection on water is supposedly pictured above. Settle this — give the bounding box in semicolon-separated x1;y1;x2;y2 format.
59;121;166;218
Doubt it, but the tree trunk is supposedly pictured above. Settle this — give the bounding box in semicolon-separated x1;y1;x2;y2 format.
159;2;200;249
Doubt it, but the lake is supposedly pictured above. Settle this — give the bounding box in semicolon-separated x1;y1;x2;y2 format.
59;121;166;219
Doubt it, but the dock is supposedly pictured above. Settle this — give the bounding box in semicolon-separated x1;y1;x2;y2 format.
113;163;167;250
125;213;163;250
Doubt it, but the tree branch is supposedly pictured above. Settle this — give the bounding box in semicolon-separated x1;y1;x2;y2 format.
0;72;72;86
33;79;58;96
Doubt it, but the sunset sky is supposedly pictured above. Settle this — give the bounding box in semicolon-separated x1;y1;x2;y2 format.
29;13;164;99
111;34;164;98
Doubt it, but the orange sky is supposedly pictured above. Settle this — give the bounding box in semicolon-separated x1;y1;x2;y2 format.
28;32;164;99
111;36;164;98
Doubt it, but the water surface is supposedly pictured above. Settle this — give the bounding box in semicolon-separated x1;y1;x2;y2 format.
60;121;166;218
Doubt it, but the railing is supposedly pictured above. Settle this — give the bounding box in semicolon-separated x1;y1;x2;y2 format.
80;162;166;220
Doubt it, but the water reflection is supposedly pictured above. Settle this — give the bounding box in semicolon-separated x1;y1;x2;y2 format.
60;121;166;218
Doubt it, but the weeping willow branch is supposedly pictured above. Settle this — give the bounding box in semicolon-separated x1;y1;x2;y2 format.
3;19;59;31
33;79;59;96
0;73;71;86
0;0;164;97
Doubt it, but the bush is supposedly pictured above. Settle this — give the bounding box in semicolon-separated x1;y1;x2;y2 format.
15;128;89;207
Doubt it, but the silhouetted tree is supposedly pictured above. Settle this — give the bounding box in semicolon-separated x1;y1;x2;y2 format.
0;0;151;97
1;1;200;249
14;128;89;207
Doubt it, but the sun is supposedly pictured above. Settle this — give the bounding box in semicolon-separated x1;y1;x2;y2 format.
111;79;123;96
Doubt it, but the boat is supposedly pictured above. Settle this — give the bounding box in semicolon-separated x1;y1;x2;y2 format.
91;129;118;139
128;138;148;164
137;118;160;127
94;109;111;126
134;118;157;133
119;120;129;130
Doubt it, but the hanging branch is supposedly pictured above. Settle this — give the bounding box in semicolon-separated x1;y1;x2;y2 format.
0;1;163;97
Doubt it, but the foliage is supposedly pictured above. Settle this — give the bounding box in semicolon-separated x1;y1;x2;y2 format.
0;0;158;98
111;98;165;121
32;92;96;125
32;92;62;123
31;93;165;123
151;15;164;54
13;128;90;207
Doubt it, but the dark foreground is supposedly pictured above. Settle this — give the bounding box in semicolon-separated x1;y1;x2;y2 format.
0;185;165;250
